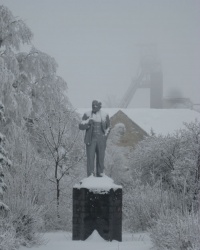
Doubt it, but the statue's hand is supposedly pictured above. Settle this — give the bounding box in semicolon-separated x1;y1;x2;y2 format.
88;118;94;125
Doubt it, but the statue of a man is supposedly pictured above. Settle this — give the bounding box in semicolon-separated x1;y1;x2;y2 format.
79;100;111;177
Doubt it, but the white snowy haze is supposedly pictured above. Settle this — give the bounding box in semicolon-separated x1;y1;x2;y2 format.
1;0;200;108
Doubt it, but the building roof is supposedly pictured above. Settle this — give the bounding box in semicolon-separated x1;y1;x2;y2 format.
77;108;200;136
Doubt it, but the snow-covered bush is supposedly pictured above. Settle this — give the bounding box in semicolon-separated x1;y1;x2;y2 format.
0;217;18;250
124;119;200;241
150;210;200;250
130;120;200;211
43;198;72;231
0;205;44;249
123;181;177;232
11;199;44;246
130;133;181;188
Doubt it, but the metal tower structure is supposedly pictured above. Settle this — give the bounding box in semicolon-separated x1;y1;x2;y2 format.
119;44;163;109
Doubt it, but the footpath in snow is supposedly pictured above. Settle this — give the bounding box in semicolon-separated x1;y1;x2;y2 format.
20;230;153;250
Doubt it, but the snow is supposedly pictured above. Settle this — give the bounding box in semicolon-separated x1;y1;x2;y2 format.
19;231;153;250
86;230;105;242
77;108;200;136
74;175;122;193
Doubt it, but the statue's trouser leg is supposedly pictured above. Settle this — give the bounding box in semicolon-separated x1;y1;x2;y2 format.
96;136;106;177
86;140;97;176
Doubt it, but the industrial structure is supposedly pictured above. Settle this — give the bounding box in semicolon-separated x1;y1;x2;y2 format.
119;44;163;109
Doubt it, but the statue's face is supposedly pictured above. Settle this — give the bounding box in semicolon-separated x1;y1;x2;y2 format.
92;100;101;113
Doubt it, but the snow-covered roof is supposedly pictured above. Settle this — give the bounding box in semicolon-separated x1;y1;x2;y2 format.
77;108;200;136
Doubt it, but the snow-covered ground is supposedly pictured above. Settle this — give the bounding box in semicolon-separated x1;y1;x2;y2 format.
19;231;153;250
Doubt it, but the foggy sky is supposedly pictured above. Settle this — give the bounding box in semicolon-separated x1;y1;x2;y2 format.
1;0;200;108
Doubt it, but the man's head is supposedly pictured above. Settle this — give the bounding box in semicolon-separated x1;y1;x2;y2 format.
92;100;101;113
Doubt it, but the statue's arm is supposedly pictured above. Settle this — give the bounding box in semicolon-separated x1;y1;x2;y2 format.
79;113;91;130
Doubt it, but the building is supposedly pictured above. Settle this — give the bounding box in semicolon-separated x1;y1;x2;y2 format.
77;108;200;148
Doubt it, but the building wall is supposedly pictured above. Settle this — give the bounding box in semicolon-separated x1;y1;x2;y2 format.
110;110;148;148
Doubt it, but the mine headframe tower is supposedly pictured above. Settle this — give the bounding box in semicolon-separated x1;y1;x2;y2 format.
119;44;163;109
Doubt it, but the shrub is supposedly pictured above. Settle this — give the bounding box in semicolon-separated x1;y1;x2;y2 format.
149;210;200;250
0;217;18;250
123;181;175;232
9;198;45;246
43;197;72;231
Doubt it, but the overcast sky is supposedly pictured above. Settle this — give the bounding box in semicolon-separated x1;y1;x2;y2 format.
1;0;200;108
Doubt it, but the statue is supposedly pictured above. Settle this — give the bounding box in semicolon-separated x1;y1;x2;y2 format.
79;100;111;177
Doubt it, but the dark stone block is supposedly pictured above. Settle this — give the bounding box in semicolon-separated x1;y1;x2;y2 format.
72;187;122;241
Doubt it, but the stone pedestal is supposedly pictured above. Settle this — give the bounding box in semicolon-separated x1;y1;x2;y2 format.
72;176;122;241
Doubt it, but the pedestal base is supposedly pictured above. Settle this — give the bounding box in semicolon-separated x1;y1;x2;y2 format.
72;176;122;241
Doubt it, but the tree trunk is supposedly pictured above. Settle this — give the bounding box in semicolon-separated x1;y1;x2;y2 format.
56;178;60;219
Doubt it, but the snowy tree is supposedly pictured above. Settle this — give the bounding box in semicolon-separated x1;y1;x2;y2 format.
0;4;85;235
174;120;200;211
130;133;181;188
0;101;11;213
130;120;200;212
32;91;84;220
16;47;57;103
0;4;32;100
0;5;33;138
0;5;32;50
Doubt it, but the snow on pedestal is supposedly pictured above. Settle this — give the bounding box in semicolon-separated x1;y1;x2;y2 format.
72;175;122;241
74;174;122;193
